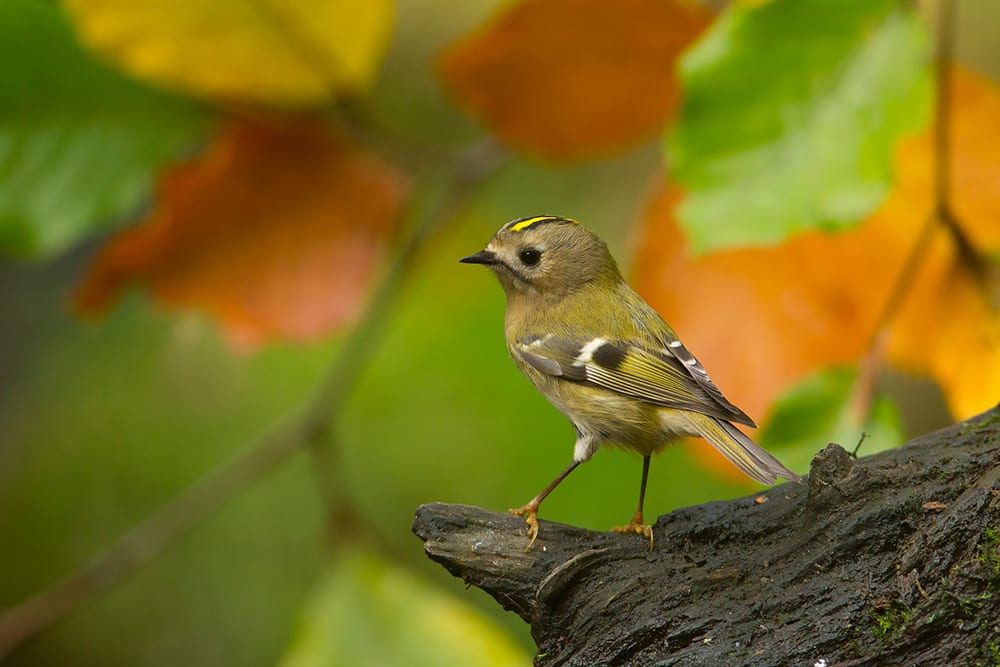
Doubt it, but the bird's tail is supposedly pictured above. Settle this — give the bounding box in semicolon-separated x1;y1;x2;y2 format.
689;413;802;485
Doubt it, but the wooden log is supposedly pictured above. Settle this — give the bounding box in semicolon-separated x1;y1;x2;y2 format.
413;406;1000;666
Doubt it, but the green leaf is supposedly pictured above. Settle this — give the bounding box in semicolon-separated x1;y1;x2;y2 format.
0;0;208;259
668;1;931;253
279;548;530;667
759;367;904;473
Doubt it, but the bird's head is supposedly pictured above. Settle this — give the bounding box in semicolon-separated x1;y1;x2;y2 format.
460;216;621;302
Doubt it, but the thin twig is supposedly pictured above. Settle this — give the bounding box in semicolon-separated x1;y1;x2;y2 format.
0;139;507;661
850;432;870;459
930;0;995;306
933;0;954;216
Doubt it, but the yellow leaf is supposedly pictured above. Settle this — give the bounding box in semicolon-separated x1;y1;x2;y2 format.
925;268;1000;418
61;0;394;106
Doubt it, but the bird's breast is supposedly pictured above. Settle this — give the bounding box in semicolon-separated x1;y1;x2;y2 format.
513;358;670;455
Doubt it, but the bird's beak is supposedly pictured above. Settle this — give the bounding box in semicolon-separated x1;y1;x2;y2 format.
459;250;499;265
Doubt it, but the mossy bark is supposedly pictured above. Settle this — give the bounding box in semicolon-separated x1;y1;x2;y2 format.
412;406;1000;667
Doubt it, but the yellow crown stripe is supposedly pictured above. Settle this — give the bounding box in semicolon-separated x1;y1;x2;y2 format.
510;216;557;232
508;215;579;233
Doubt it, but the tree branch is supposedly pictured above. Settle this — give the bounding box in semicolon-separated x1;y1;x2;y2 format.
414;406;1000;666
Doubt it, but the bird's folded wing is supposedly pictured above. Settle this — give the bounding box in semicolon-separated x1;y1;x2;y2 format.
515;335;755;427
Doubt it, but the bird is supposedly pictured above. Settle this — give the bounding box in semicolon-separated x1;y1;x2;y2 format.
460;215;801;550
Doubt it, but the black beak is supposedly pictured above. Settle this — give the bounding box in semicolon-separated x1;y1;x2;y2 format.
459;250;498;265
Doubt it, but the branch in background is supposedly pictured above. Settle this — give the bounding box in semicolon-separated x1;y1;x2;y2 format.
0;137;507;661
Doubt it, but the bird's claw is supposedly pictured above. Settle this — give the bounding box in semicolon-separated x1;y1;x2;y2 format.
611;511;654;551
508;504;540;551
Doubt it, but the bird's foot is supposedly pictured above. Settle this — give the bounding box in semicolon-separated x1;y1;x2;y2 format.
507;503;540;551
611;511;654;551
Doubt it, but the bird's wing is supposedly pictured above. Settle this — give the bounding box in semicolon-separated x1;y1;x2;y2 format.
514;334;755;427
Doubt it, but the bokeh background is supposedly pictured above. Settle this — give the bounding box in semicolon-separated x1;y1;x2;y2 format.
2;0;999;665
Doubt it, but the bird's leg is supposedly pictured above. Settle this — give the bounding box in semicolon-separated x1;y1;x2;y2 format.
612;455;654;550
508;460;581;551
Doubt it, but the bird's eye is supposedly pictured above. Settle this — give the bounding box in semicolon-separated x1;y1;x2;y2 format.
518;248;542;267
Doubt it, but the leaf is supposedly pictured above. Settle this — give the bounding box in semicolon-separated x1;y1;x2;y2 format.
668;0;930;252
74;117;409;349
439;0;711;161
758;367;903;473
61;0;394;106
0;0;206;258
279;548;529;667
633;68;1000;426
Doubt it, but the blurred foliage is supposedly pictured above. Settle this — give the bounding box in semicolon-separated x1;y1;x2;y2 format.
1;0;999;665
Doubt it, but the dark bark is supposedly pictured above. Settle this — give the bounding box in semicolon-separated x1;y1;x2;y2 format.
412;406;1000;666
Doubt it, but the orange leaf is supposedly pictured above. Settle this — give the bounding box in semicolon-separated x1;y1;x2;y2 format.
439;0;711;161
632;67;1000;450
75;118;409;349
633;184;911;424
633;181;921;481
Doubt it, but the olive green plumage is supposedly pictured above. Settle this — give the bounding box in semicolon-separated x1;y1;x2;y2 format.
461;215;800;548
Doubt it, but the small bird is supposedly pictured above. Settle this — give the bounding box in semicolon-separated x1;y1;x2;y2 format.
461;215;801;550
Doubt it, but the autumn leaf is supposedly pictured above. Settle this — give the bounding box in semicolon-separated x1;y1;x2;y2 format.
74;117;410;349
61;0;394;106
633;67;1000;442
439;0;711;161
